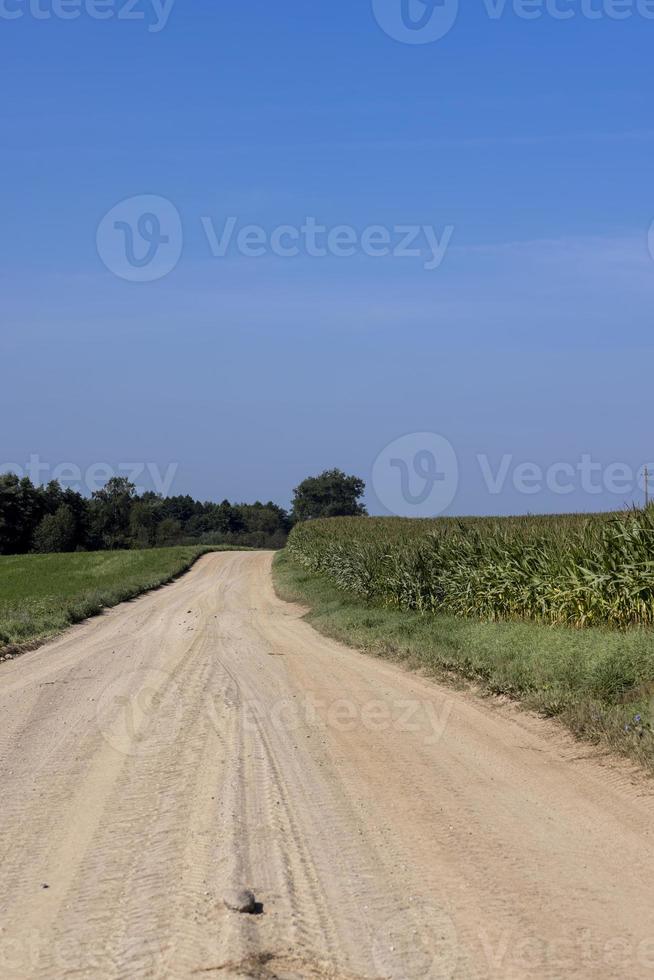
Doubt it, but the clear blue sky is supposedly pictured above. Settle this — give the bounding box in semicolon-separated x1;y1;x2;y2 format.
2;1;654;515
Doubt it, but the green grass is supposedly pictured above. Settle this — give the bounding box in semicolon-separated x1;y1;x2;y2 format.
0;545;235;655
274;551;654;771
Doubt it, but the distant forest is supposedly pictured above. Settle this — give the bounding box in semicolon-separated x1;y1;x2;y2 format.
0;474;292;555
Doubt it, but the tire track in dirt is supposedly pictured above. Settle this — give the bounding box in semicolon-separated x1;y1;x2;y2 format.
1;552;654;979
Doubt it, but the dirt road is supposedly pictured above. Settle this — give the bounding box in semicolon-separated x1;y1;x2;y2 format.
1;552;653;979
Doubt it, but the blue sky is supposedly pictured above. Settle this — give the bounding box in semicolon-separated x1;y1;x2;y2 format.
2;0;654;515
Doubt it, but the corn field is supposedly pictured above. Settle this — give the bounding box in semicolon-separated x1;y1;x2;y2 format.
287;511;654;628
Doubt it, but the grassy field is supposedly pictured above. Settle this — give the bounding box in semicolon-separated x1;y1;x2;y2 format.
287;511;654;628
0;546;228;655
277;520;654;770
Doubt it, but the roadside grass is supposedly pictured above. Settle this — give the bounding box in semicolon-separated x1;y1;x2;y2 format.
0;545;240;656
273;551;654;772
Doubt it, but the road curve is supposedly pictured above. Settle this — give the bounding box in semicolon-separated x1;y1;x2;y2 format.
1;551;653;979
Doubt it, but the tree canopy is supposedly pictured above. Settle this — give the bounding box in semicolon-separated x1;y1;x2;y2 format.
291;469;367;521
0;473;292;555
0;467;369;555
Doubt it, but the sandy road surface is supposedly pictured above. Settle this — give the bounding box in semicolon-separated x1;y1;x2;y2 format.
1;552;653;979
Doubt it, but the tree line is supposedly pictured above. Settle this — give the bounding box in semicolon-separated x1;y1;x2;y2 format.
0;468;367;555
